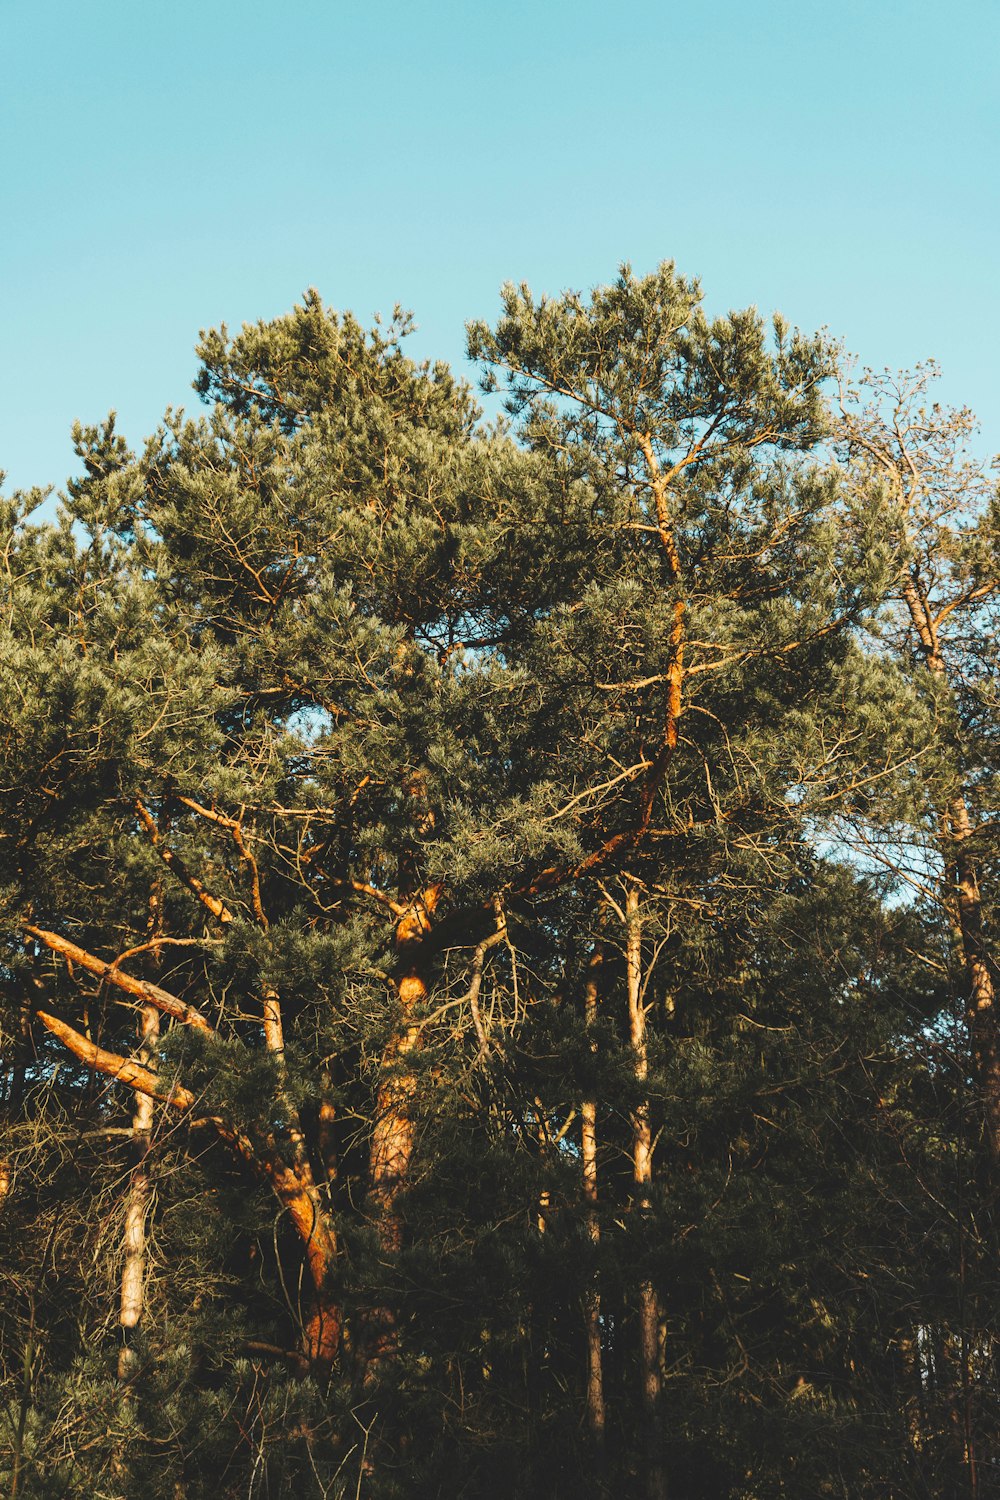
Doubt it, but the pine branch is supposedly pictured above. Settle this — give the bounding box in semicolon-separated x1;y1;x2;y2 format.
24;926;214;1032
135;796;235;924
34;1010;195;1109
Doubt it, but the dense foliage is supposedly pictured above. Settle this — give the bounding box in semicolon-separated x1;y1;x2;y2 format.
2;264;999;1498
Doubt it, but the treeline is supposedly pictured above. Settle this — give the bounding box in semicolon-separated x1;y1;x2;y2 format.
1;264;998;1498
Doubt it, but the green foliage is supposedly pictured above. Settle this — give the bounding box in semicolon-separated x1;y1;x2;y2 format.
1;266;997;1497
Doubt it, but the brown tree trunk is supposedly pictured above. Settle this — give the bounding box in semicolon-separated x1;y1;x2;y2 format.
368;970;426;1260
260;986;341;1368
362;972;423;1374
626;884;666;1500
582;948;607;1458
251;1147;340;1368
362;886;440;1376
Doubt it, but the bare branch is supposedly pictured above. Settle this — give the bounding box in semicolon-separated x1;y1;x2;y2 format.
135;797;234;925
24;926;214;1032
34;1010;195;1109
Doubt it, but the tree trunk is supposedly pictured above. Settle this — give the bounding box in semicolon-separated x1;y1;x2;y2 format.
261;986;341;1368
368;968;425;1261
626;885;666;1500
582;948;607;1458
362;886;440;1377
361;972;423;1376
118;1004;159;1382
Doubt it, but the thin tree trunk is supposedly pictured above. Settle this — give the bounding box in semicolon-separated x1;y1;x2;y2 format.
582;947;607;1459
317;1071;338;1188
118;1005;159;1381
363;972;423;1375
626;885;666;1500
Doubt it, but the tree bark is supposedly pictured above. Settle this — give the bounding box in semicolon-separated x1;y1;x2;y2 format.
361;885;440;1376
118;1005;159;1382
261;985;341;1367
582;947;607;1458
626;885;666;1500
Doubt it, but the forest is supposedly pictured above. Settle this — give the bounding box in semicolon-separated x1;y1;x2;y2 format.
1;261;998;1498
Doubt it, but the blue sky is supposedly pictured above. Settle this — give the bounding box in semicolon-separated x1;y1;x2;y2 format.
3;0;997;493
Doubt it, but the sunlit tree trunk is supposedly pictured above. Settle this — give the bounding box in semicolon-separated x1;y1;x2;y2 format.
362;886;440;1377
261;986;341;1368
626;884;666;1500
118;1004;158;1382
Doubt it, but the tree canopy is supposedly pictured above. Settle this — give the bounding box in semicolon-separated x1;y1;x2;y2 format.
2;262;999;1499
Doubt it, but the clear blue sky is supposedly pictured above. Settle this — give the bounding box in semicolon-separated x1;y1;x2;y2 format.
3;0;997;494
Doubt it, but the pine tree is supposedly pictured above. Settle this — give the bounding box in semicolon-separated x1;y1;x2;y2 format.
1;268;995;1496
836;363;1000;1492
